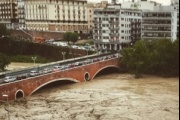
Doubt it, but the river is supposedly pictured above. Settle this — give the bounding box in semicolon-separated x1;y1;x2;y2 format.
0;73;179;120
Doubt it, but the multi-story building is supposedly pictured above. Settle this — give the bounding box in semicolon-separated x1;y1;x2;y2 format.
0;0;18;29
121;0;162;11
24;0;88;33
93;4;142;51
87;1;108;34
18;0;25;29
142;6;178;41
171;0;179;5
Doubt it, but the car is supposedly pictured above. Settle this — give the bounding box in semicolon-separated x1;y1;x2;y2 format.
74;62;83;66
43;68;52;74
4;76;16;83
29;71;40;77
53;66;60;72
16;74;28;80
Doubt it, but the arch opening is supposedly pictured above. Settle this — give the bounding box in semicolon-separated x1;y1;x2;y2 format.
31;79;78;95
16;90;24;99
93;66;119;79
85;72;90;81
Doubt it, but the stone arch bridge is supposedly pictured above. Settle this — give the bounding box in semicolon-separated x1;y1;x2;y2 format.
0;54;120;101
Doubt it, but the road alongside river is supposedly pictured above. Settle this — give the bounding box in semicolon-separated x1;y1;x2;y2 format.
0;73;179;120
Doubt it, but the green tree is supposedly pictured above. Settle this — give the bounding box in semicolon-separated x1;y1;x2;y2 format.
121;40;149;78
63;32;72;45
70;32;79;44
0;24;9;37
0;53;10;71
121;38;179;78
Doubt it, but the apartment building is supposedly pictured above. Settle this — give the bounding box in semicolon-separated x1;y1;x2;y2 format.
24;0;88;33
121;0;162;11
142;6;179;41
93;4;142;51
171;0;179;5
87;1;108;34
0;0;19;29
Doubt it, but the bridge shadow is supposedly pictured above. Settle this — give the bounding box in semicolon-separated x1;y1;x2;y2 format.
32;80;76;95
94;67;119;79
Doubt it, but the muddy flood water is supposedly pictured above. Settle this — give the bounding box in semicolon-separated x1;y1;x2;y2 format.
0;73;179;120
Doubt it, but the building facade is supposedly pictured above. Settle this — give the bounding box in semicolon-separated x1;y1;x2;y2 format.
0;0;18;29
87;1;108;34
142;6;179;41
121;0;161;11
18;0;25;29
93;4;142;51
24;0;88;33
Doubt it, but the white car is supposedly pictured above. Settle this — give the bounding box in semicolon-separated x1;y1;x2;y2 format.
43;68;52;74
29;71;40;77
4;76;16;83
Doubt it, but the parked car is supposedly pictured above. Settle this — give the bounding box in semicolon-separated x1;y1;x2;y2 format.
29;71;40;77
53;66;65;72
16;74;28;80
4;76;16;83
74;62;83;66
43;68;52;74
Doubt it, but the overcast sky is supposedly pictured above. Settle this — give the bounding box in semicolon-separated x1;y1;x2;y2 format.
87;0;171;5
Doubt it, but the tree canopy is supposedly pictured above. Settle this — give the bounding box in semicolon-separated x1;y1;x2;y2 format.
0;53;10;71
121;39;179;78
0;24;9;37
63;32;79;45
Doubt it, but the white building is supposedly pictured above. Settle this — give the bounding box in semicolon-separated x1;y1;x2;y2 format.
24;0;88;33
18;0;25;29
93;4;142;51
142;5;179;41
171;0;179;5
121;0;162;11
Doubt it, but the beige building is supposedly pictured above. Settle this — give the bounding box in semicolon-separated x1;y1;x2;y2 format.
24;0;88;33
87;1;108;34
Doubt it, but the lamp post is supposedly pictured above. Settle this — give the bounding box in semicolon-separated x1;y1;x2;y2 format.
31;57;37;67
62;52;66;61
86;48;89;56
2;94;10;120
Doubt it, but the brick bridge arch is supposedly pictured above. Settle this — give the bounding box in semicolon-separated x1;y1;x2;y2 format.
0;58;120;101
30;78;80;96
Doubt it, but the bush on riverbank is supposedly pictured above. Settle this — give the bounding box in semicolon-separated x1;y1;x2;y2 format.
10;55;53;63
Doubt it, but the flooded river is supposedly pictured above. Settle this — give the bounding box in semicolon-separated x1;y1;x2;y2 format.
0;73;179;120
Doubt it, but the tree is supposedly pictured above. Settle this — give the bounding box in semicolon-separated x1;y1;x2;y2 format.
0;24;9;37
0;53;10;71
70;32;79;44
121;40;149;78
121;38;179;78
63;32;72;45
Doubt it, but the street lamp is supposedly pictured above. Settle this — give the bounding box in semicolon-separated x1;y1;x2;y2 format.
2;94;10;120
62;52;66;61
86;48;89;56
31;57;37;67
